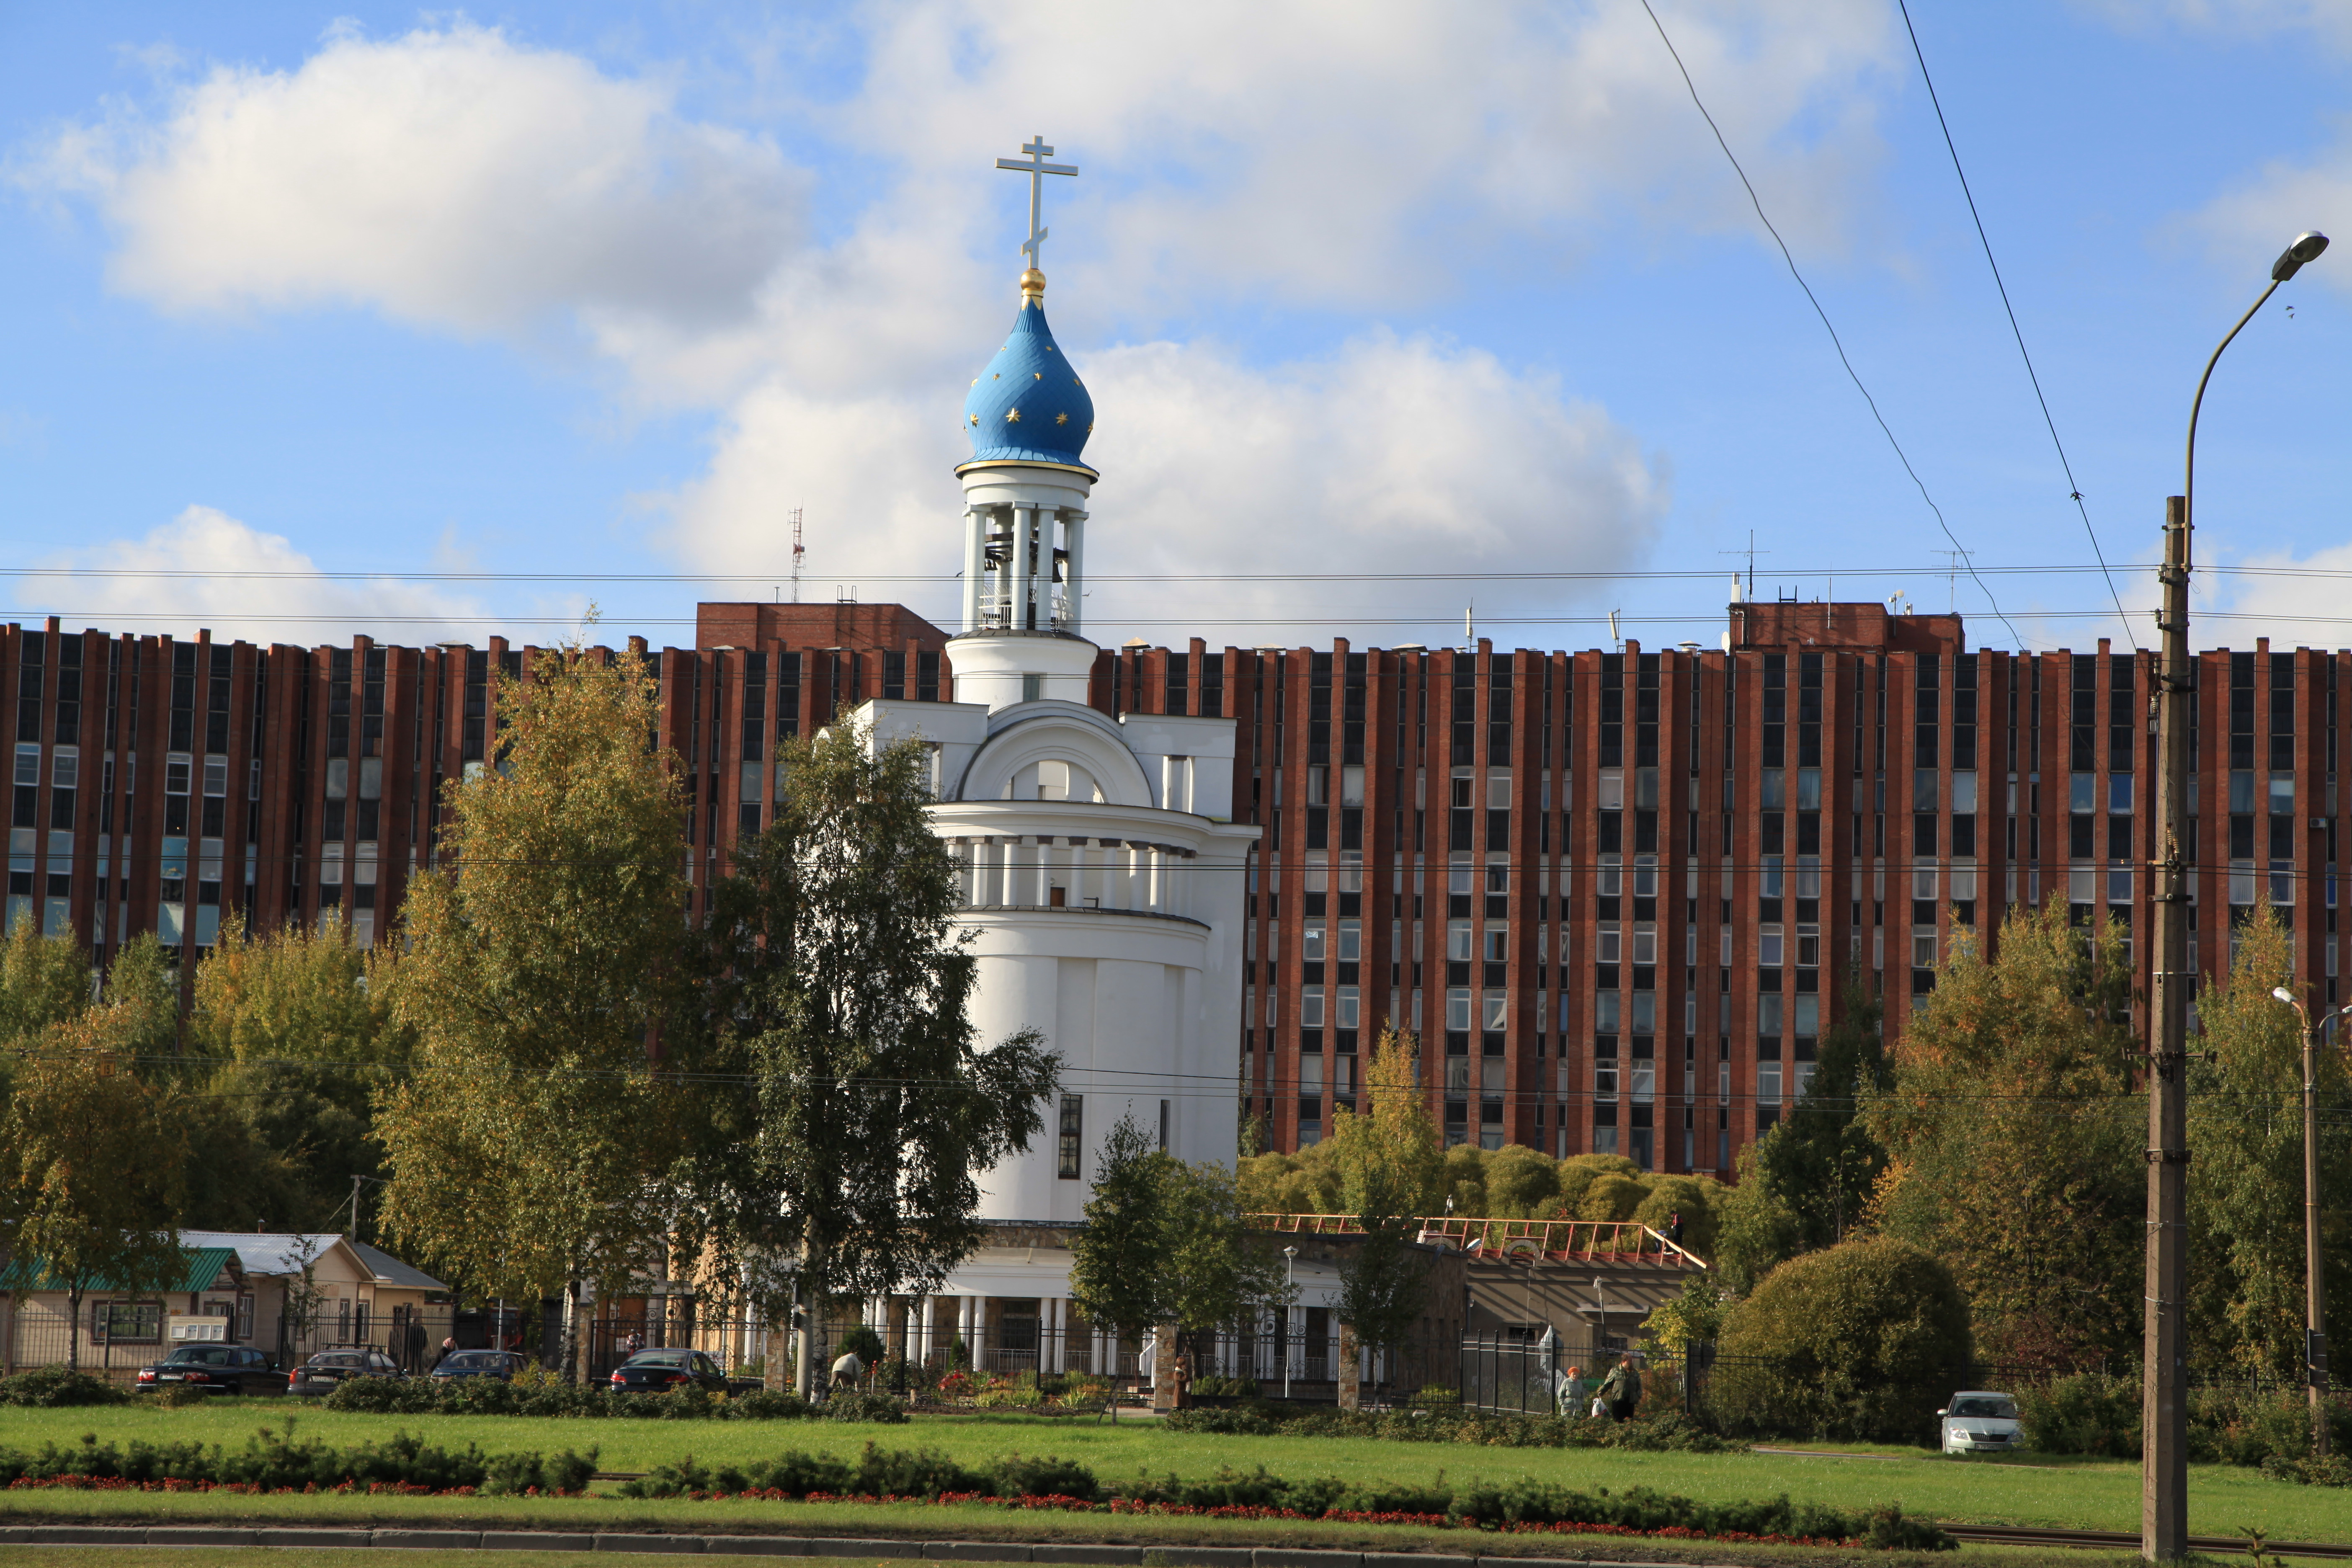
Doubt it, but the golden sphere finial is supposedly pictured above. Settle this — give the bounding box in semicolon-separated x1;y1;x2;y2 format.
1019;267;1047;302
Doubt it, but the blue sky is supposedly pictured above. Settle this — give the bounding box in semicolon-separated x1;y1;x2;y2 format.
2;1;2349;655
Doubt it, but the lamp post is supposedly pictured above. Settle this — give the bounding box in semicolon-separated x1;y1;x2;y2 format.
2146;228;2329;1563
1281;1246;1297;1400
2273;985;2344;1456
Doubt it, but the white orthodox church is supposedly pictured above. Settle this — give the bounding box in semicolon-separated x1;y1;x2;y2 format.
835;144;1283;1380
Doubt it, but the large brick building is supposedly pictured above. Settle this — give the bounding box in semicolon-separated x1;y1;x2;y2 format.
5;593;2334;1175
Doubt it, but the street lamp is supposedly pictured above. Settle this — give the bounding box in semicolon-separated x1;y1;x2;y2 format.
1281;1246;1298;1401
2146;227;2328;1563
2273;985;2345;1455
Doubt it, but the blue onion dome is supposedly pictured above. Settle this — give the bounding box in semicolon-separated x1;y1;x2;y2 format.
961;270;1094;468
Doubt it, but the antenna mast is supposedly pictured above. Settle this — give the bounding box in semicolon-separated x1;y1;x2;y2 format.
789;508;805;604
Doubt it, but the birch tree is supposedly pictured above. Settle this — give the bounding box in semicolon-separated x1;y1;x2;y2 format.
676;721;1058;1395
375;639;687;1374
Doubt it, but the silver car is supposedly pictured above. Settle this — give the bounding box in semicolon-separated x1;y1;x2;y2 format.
1939;1390;2022;1453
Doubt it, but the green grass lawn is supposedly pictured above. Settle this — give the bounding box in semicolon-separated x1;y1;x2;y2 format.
0;1403;2340;1547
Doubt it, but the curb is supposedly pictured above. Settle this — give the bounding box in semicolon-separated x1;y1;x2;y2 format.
0;1527;1700;1563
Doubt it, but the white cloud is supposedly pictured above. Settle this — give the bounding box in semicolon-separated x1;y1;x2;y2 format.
841;0;1898;317
42;22;804;338
2199;543;2352;647
13;505;514;644
2189;144;2352;293
2074;0;2352;52
21;3;1896;630
665;333;1667;644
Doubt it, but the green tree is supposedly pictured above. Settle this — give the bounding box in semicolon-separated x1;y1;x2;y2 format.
2184;906;2352;1380
1755;969;1888;1249
1235;1142;1343;1215
1159;1155;1288;1343
1710;1236;1972;1444
182;914;413;1234
376;638;689;1368
1069;1112;1168;1415
0;1010;190;1367
1862;903;2143;1368
0;922;92;1047
1325;1027;1444;1216
1711;1142;1804;1294
674;721;1057;1396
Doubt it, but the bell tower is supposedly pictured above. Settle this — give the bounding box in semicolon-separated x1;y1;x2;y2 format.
949;138;1099;711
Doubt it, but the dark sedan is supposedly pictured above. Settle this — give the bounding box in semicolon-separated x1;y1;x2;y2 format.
287;1347;405;1395
609;1348;728;1394
431;1350;529;1382
135;1344;284;1396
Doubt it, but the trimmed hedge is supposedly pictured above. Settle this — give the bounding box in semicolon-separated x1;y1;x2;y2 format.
1710;1238;1972;1445
0;1367;129;1408
0;1419;592;1494
1163;1402;1736;1452
320;1377;905;1423
613;1442;1952;1548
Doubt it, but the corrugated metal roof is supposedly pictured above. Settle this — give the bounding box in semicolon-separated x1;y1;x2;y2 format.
349;1240;446;1292
0;1246;237;1295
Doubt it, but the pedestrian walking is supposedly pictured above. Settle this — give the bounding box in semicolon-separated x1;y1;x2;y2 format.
1667;1211;1685;1247
1558;1363;1588;1418
433;1337;456;1372
1609;1355;1641;1422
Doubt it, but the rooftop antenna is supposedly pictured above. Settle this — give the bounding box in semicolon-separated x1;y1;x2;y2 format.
1608;610;1622;653
1718;532;1769;598
1932;549;1963;613
1465;602;1475;649
789;508;806;604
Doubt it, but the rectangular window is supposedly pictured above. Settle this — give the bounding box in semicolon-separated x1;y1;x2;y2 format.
1302;922;1326;962
98;1301;162;1344
1056;1095;1083;1179
1481;991;1507;1030
1337;919;1361;961
1301;985;1326;1028
1447;920;1472;961
1759;924;1784;967
1337;985;1360;1029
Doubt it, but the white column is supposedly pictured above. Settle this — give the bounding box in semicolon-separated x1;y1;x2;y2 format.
1007;506;1032;633
1062;512;1086;635
962;508;985;631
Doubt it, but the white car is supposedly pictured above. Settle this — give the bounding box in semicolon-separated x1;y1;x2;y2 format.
1939;1390;2022;1454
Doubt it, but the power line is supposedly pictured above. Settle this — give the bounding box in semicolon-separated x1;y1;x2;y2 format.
1894;0;2136;652
1635;0;2030;652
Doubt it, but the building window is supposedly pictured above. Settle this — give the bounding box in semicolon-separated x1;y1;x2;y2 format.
96;1301;162;1344
1301;985;1326;1028
1057;1095;1083;1179
1447;987;1472;1031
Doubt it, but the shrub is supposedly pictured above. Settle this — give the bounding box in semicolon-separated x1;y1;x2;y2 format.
836;1325;885;1367
1709;1237;1971;1445
318;1376;898;1422
0;1367;129;1408
0;1421;593;1494
1186;1374;1256;1398
2017;1372;2138;1457
614;1441;1951;1545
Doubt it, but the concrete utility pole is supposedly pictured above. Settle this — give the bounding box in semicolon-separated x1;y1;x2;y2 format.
2146;228;2329;1562
2275;985;2343;1456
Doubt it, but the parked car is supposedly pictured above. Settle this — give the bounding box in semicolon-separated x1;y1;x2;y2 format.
134;1344;284;1397
1939;1390;2023;1454
431;1349;529;1383
609;1348;729;1394
287;1347;406;1396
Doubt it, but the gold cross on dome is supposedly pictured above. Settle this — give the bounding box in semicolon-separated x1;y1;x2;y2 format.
995;136;1078;271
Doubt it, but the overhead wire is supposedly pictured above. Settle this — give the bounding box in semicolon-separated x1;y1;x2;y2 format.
1894;0;2137;652
1635;0;2030;652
